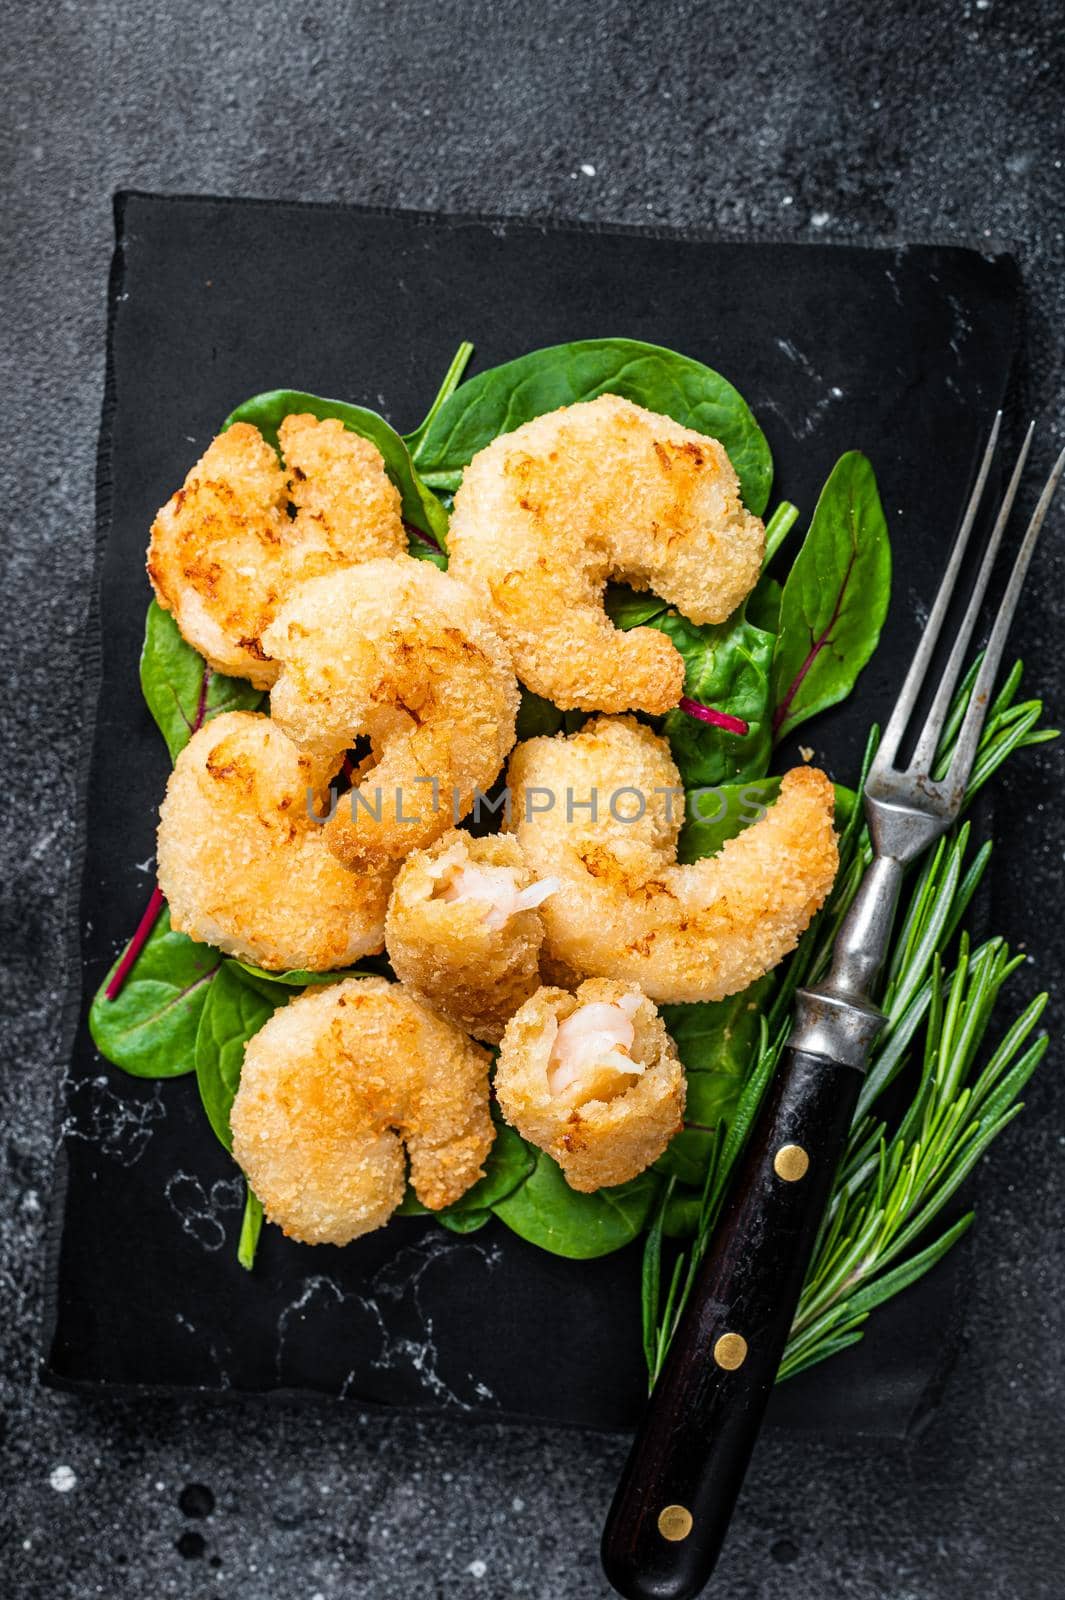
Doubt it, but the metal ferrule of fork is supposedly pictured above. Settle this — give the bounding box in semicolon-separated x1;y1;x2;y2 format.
788;854;903;1071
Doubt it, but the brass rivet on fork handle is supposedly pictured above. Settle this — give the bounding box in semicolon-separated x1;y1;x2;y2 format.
657;1506;693;1542
773;1143;810;1182
601;417;1065;1600
712;1333;748;1370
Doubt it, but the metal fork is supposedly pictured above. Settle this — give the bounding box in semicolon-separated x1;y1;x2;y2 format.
602;418;1065;1600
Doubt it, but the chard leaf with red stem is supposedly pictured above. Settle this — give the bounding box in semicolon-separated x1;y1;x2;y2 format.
89;904;221;1078
771;452;891;742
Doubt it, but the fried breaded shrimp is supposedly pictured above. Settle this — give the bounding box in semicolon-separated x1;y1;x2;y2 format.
157;711;391;971
447;394;765;713
508;716;838;1003
262;556;521;871
231;977;495;1244
385;830;559;1044
147;415;406;687
495;979;685;1192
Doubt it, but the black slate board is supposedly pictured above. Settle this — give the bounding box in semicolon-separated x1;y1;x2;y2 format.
43;193;1020;1435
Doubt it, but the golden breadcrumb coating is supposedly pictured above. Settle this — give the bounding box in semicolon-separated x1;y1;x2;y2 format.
157;711;391;971
262;556;520;872
385;830;556;1044
495;978;685;1192
231;977;495;1245
279;413;406;567
508;715;839;1003
447;393;765;713
147;416;405;687
537;949;587;992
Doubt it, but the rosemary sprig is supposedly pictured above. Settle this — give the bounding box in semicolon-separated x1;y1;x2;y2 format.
781;930;1047;1379
643;660;1055;1388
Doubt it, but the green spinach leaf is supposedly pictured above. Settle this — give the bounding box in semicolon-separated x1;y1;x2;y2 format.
89;905;221;1078
603;585;669;631
140;600;265;762
654;979;774;1185
663;978;774;1128
772;453;891;741
232;960;371;997
652;612;776;788
195;961;282;1151
437;1210;492;1235
652;1130;715;1188
492;1151;660;1259
223;389;450;555
664;984;771;1083
664;1190;703;1238
408;338;773;515
515;689;565;741
745;575;783;635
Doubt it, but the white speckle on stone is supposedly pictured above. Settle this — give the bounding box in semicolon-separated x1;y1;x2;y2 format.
811;211;830;229
50;1464;77;1493
781;195;793;206
155;1480;165;1491
467;1559;487;1578
311;1592;325;1599
30;822;60;861
22;1540;31;1551
512;1495;525;1512
580;162;596;177
830;386;844;399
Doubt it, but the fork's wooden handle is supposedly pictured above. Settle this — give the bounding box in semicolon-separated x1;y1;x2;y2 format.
601;1047;863;1600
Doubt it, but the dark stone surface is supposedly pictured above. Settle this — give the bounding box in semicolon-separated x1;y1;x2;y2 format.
1;1;1062;1596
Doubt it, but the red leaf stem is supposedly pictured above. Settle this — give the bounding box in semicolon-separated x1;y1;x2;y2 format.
404;519;444;555
771;546;857;737
104;884;166;1000
678;697;750;736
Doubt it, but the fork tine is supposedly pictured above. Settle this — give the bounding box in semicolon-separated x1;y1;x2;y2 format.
940;439;1065;801
875;412;1002;771
908;422;1035;774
